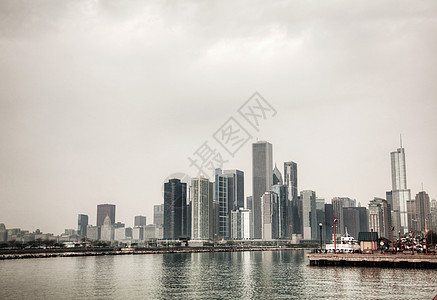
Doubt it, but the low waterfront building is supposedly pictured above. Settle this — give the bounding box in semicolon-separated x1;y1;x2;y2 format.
358;232;379;251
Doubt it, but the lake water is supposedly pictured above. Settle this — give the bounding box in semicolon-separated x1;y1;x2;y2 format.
1;250;436;299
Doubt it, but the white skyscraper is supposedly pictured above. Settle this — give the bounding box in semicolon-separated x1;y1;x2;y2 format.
390;138;411;234
191;177;213;240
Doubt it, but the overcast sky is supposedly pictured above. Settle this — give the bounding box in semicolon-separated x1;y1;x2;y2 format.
1;1;436;234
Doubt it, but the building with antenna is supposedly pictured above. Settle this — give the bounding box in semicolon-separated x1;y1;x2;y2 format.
390;135;411;234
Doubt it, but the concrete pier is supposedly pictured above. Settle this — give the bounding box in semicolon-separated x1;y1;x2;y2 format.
308;253;437;268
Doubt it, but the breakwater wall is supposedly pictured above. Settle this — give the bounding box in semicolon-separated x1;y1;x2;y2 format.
0;246;314;260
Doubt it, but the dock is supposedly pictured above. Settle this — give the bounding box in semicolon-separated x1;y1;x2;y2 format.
308;253;437;268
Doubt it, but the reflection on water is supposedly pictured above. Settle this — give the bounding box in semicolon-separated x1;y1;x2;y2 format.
1;250;437;299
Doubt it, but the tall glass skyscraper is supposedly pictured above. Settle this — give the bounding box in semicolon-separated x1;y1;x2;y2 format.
77;214;88;237
215;169;244;239
390;141;411;234
163;178;187;240
252;141;273;239
284;161;298;235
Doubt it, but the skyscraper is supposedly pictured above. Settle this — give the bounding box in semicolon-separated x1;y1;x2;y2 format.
252;141;273;239
134;216;147;227
77;214;88;237
272;184;288;239
97;204;116;227
216;169;244;239
368;197;391;239
284;161;298;235
261;191;278;240
153;204;164;227
191;177;213;240
390;139;411;234
163;178;187;240
415;191;431;234
272;164;283;185
301;190;316;240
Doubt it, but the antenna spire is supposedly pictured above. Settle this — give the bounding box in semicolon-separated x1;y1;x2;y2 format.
400;134;403;148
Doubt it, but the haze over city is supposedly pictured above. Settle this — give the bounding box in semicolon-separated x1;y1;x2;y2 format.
1;1;436;234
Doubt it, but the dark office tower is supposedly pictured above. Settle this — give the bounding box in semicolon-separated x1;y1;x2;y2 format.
252;141;273;239
97;204;116;227
315;198;325;241
134;216;147;227
415;191;431;234
284;161;298;235
164;178;187;240
153;204;164;227
386;191;393;210
356;207;369;233
272;184;288;239
77;214;88;237
324;204;334;242
272;164;283;185
343;207;360;239
216;169;245;239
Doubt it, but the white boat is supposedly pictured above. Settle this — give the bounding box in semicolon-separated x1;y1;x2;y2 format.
325;229;361;253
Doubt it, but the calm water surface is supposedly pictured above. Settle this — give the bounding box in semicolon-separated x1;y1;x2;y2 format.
1;250;436;299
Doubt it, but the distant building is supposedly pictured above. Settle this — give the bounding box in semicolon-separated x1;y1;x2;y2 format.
86;225;100;240
100;215;114;242
301;190;316;240
272;184;288;239
332;197;356;236
246;196;253;210
284;161;298;235
231;209;252;240
215;169;244;239
368;197;391;239
415;191;431;234
191;177;213;240
252;141;273;239
77;214;88;237
114;227;131;241
163;178;187;240
0;223;7;242
272;164;283;185
261;191;277;240
390;141;411;234
153;204;164;227
97;204;116;227
431;199;437;232
324;204;334;242
134;216;147;227
132;226;144;241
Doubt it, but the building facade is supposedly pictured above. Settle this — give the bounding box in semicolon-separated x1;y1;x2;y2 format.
77;214;88;237
97;204;116;227
390;144;411;234
191;177;213;240
252;141;273;239
163;178;187;240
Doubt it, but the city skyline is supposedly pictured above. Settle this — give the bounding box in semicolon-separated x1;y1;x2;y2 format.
1;1;437;233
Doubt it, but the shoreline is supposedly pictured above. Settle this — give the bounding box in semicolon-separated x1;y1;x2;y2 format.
0;246;315;260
